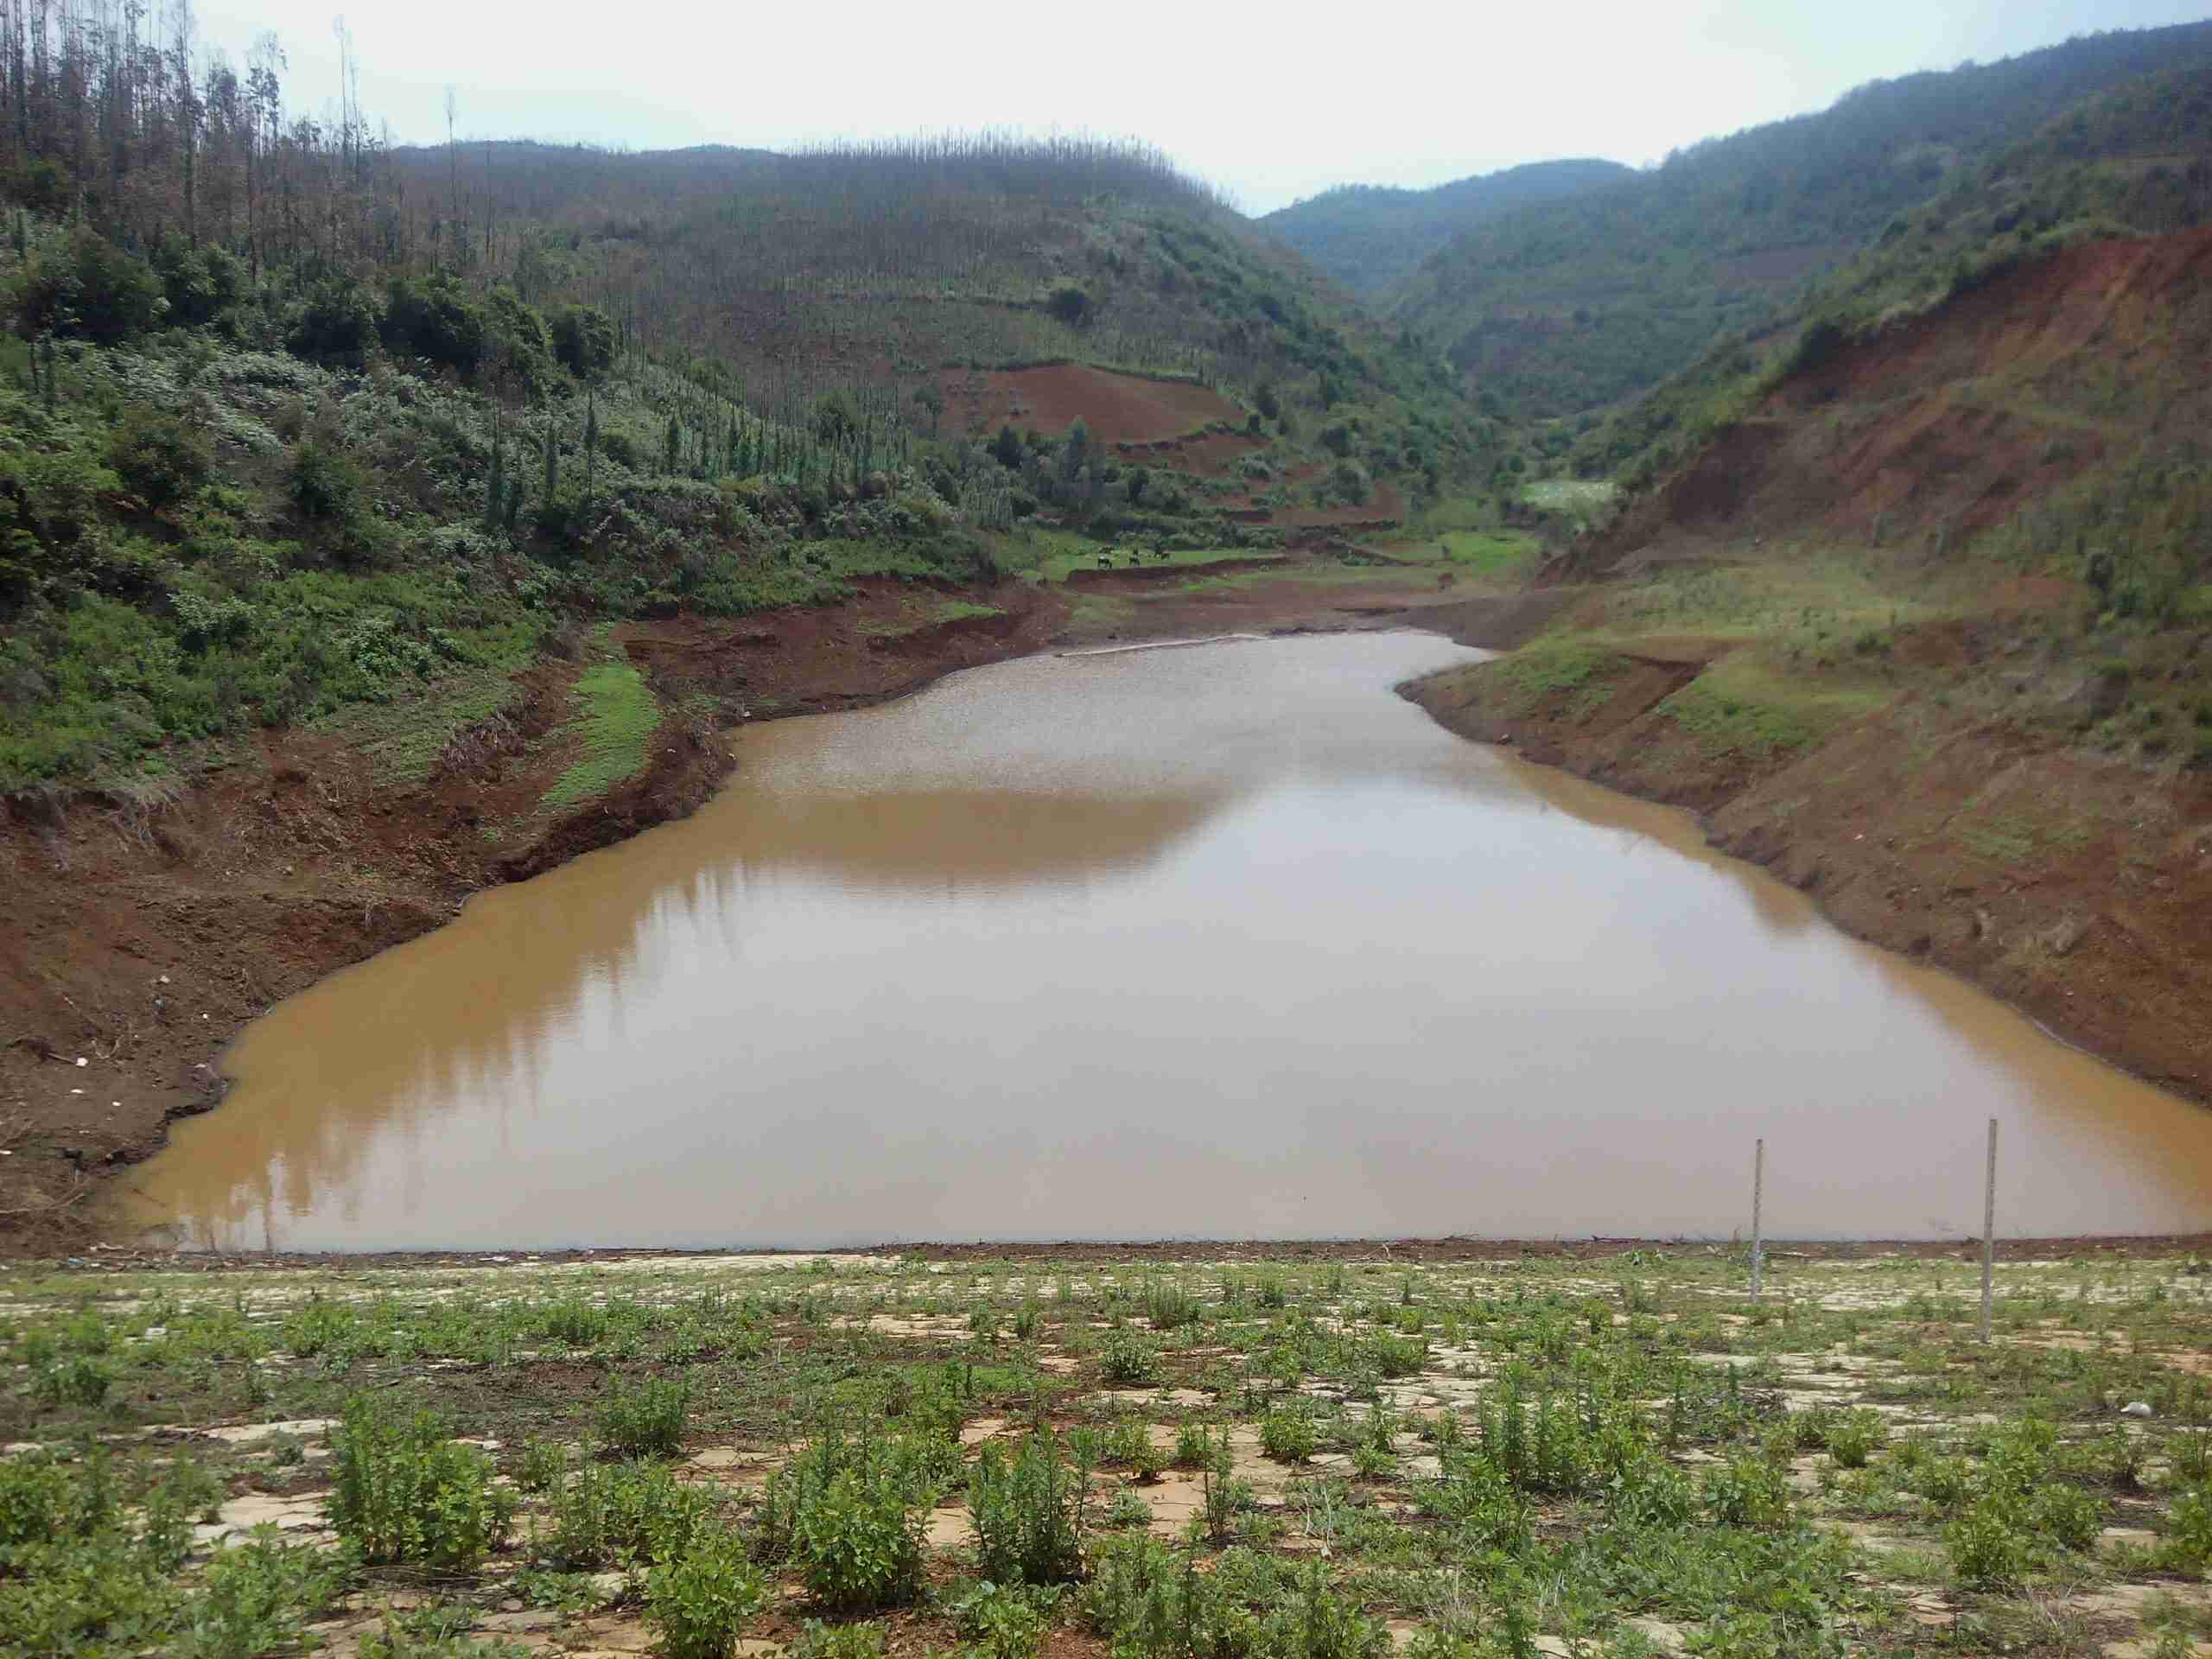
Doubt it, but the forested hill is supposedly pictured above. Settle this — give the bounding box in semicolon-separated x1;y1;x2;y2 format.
1574;45;2212;487
374;136;1443;416
1258;160;1632;300
0;16;1484;794
1391;21;2212;423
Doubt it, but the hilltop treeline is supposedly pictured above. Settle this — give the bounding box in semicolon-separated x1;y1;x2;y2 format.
375;131;1445;416
0;1;402;274
1260;160;1631;301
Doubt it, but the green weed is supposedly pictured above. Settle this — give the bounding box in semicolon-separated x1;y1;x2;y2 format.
328;1395;514;1569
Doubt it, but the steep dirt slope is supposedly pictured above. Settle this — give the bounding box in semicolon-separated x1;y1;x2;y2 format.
1416;230;2212;1109
1587;230;2212;563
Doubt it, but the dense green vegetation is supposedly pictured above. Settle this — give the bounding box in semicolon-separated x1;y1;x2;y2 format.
1390;22;2212;422
1259;161;1630;301
0;21;1485;795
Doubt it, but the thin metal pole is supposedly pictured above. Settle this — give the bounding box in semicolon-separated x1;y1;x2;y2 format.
1980;1117;1998;1343
1751;1138;1764;1303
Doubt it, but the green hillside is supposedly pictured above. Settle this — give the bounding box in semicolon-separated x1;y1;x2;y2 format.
1576;50;2212;487
1259;159;1632;299
0;36;1488;795
1393;22;2212;422
383;137;1448;419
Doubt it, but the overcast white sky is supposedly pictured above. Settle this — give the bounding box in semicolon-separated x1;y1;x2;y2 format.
192;0;2211;214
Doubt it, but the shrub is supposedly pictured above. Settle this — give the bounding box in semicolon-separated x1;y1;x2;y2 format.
1173;1423;1212;1469
539;1456;714;1570
1324;459;1371;506
381;275;487;374
1365;1332;1426;1379
764;1432;930;1612
949;1580;1058;1659
289;276;379;362
2034;1484;2104;1553
34;1353;113;1406
152;238;249;334
0;1452;105;1548
787;1468;925;1611
1946;1495;2026;1587
1702;1455;1789;1529
1268;1562;1386;1659
1789;315;1851;375
550;304;617;379
1047;284;1091;325
20;226;162;342
1823;1408;1886;1469
1100;1419;1164;1480
328;1395;514;1568
108;407;213;509
289;439;364;522
970;1433;1084;1586
175;1527;350;1659
596;1374;690;1457
2164;1485;2212;1573
788;1621;887;1659
1141;1278;1200;1331
1260;1408;1317;1464
645;1524;768;1659
1101;1329;1160;1384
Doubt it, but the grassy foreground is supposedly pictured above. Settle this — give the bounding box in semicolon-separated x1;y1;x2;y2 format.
4;1249;2212;1659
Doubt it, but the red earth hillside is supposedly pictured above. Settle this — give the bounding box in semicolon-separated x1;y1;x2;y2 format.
1581;227;2212;570
935;362;1243;448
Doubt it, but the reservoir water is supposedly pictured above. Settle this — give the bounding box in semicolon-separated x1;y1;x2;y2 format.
115;632;2212;1249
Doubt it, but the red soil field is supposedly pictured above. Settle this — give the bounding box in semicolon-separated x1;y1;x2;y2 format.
935;362;1243;448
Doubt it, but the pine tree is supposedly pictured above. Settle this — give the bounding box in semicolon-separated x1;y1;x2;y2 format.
664;412;680;476
543;416;558;505
484;416;504;537
583;389;598;512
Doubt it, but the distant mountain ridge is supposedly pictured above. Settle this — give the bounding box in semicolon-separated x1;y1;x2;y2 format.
1258;159;1633;299
1389;20;2212;422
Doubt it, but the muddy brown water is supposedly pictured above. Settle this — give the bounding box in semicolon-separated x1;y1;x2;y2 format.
115;633;2212;1250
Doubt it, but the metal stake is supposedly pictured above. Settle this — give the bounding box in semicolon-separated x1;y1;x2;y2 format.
1980;1117;1999;1343
1751;1138;1765;1303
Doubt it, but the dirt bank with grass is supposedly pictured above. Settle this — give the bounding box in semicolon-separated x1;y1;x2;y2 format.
1404;232;2212;1120
0;546;1499;1251
0;578;1074;1249
1407;652;2212;1116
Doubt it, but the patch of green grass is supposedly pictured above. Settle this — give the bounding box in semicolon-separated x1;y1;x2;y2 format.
1657;660;1893;756
1062;593;1142;634
1497;639;1624;702
542;663;659;809
1955;817;2038;863
322;667;526;787
1037;543;1275;584
1430;530;1540;576
861;598;1006;639
1522;478;1620;527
